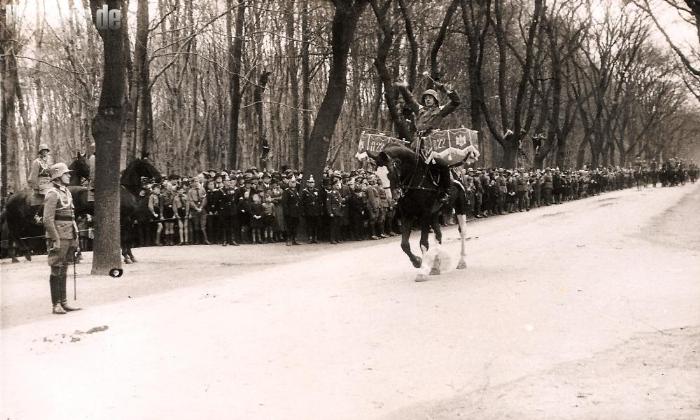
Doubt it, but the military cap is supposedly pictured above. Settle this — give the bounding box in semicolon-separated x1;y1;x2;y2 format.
49;162;72;179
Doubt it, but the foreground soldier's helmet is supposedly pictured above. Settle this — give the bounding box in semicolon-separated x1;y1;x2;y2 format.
50;162;72;179
421;89;440;106
38;144;50;154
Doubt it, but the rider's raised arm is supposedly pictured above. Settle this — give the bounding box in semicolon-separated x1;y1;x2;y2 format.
395;83;420;115
437;86;461;119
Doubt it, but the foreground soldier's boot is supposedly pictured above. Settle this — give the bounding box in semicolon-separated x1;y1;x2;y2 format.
50;274;65;314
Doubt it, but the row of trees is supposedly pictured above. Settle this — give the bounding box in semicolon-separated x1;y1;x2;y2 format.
1;0;699;271
3;1;699;183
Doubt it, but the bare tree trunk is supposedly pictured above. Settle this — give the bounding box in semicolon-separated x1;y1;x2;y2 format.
300;0;311;168
228;0;245;169
370;0;412;142
429;0;460;82
460;0;490;166
90;0;126;275
303;0;368;183
1;2;15;201
254;71;272;168
285;0;301;168
135;0;153;157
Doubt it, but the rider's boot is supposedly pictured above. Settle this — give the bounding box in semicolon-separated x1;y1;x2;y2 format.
437;162;452;205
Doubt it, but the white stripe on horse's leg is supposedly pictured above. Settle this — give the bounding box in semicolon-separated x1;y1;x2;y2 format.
456;214;467;269
429;236;442;275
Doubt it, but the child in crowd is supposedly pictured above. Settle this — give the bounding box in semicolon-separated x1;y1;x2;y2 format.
262;194;275;243
173;184;190;244
161;182;176;245
249;193;264;244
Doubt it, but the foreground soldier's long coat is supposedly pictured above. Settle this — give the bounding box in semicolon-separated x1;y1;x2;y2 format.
43;183;79;267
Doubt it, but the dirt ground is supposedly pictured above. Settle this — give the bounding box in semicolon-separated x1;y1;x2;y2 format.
1;182;699;420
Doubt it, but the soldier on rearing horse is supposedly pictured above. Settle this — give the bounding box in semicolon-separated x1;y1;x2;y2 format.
393;80;461;204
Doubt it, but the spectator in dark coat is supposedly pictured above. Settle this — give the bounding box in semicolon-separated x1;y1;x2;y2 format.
221;179;240;246
282;177;302;246
326;180;345;244
300;175;322;243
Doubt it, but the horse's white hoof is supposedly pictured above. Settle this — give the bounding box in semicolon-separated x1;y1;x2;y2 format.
415;273;429;282
456;260;467;270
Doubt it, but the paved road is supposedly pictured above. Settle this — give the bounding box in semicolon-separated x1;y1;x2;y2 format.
2;182;699;419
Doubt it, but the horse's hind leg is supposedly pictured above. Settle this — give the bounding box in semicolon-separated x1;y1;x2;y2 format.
428;217;444;276
456;214;467;270
13;228;32;262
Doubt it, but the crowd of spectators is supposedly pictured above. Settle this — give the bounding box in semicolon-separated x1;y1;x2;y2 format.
75;162;697;252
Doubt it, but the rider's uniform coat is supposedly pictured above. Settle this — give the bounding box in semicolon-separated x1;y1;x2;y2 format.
29;157;54;195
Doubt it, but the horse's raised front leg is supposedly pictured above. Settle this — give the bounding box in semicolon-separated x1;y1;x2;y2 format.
456;214;467;270
400;218;421;269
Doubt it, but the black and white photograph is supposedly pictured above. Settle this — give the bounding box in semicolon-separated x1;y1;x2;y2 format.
1;0;699;418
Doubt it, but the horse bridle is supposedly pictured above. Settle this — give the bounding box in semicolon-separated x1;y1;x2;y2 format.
387;152;439;197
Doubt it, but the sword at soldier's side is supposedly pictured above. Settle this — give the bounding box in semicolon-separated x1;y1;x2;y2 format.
73;249;78;300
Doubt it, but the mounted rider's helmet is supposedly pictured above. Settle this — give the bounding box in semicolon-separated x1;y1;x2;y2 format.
421;89;440;106
38;144;50;154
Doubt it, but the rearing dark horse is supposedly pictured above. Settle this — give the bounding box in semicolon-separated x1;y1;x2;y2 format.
372;143;467;282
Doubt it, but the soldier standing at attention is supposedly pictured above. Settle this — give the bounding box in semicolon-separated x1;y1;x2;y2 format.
43;162;81;315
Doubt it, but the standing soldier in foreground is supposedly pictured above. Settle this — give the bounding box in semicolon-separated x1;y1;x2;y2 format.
43;163;81;315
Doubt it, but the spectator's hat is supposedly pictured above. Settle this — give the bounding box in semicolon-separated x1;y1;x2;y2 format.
49;162;72;179
38;144;50;154
262;172;271;180
307;175;315;184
